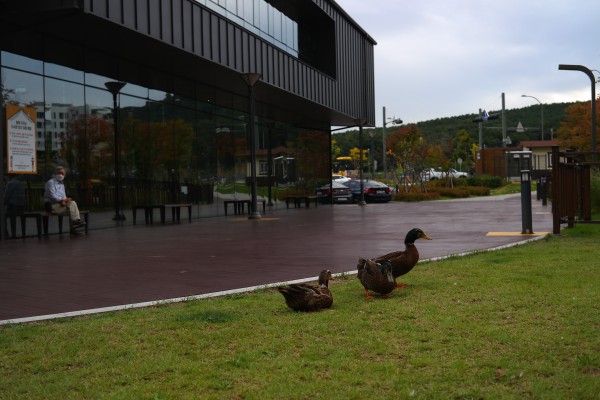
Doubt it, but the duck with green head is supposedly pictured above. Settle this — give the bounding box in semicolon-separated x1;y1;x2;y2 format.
371;228;432;289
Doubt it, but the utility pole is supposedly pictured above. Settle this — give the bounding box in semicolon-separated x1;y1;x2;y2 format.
501;92;507;148
478;108;483;148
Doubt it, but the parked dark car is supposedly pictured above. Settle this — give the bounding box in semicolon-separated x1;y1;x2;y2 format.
315;181;354;204
343;180;392;203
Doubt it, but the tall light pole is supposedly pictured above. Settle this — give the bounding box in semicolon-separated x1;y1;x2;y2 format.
105;81;127;221
368;129;376;179
241;72;262;220
558;64;596;153
521;94;544;140
381;106;402;179
355;118;367;206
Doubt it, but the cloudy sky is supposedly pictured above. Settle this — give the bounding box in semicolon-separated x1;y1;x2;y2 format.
335;0;600;126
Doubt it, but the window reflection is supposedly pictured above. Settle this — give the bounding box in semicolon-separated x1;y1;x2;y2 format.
45;63;84;84
1;51;329;216
1;51;43;74
200;0;298;57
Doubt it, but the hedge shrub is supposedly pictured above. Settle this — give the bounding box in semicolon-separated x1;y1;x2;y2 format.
467;175;503;188
392;191;440;202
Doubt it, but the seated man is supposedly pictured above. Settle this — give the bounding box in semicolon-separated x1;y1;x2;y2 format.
43;166;86;235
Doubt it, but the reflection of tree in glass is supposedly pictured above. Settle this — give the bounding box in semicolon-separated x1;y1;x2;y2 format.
62;114;113;179
122;117;194;181
1;77;16;105
295;130;329;189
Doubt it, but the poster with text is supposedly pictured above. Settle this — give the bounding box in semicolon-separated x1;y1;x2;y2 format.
6;104;37;174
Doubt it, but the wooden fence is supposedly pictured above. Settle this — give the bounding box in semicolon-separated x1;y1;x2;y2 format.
551;146;599;234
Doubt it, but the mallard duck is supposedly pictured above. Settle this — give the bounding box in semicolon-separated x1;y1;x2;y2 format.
371;228;432;289
357;257;396;299
278;269;333;311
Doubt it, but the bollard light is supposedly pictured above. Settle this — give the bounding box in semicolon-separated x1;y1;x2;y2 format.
520;169;533;234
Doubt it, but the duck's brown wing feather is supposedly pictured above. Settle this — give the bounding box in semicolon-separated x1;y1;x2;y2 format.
278;284;332;311
357;258;395;295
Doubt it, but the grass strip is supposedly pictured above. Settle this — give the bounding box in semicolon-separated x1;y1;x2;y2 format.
1;225;599;399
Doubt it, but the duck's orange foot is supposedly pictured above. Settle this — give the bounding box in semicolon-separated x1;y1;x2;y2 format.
381;293;392;298
394;283;408;290
364;290;376;300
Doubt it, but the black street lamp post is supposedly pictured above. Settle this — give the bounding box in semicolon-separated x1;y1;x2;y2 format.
382;106;402;179
105;81;127;221
558;64;596;153
355;118;367;206
369;129;376;180
241;73;262;220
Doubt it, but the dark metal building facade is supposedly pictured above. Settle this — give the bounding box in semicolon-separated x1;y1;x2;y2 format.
1;0;375;127
0;0;376;230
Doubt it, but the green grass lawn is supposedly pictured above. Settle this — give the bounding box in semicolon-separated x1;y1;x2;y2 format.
1;225;599;399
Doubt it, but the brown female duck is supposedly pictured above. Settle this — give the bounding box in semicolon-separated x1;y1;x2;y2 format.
357;257;396;299
371;228;432;289
278;269;333;312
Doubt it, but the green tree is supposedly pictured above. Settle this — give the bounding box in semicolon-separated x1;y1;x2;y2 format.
450;129;474;173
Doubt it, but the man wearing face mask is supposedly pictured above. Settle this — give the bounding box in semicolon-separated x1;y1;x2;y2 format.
44;166;86;235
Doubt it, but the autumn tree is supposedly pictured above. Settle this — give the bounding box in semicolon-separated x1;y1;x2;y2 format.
387;125;427;176
296;130;330;188
556;100;600;151
62;114;114;179
349;147;368;171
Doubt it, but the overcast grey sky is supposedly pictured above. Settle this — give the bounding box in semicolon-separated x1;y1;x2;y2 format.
335;0;600;126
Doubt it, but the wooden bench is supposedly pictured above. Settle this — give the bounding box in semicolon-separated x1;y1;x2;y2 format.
224;200;266;215
5;212;43;238
163;203;193;223
132;204;163;225
133;204;193;224
285;195;318;209
41;210;90;235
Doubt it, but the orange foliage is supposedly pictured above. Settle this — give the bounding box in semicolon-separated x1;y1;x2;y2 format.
556;100;600;151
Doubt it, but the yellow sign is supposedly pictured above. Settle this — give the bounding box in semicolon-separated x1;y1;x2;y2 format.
6;104;37;174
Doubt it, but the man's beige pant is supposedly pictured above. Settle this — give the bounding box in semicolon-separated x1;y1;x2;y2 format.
50;201;81;223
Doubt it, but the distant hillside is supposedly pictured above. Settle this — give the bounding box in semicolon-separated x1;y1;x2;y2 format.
332;102;575;159
416;102;571;147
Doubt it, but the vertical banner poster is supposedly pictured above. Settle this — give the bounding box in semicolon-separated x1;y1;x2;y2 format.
6;104;37;174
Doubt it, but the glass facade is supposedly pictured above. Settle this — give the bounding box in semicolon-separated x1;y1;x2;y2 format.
1;49;330;218
200;0;298;57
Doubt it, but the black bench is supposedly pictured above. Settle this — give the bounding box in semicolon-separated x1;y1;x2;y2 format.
132;204;163;225
40;202;89;235
133;204;193;224
285;195;318;209
42;211;90;235
224;200;266;215
163;203;193;223
5;212;43;238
